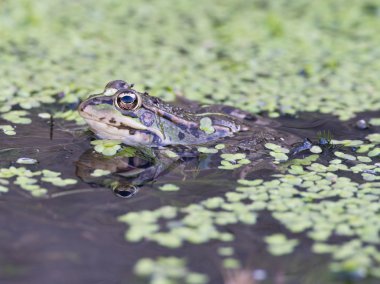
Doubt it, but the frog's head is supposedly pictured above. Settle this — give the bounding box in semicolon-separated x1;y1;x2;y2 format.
78;80;241;147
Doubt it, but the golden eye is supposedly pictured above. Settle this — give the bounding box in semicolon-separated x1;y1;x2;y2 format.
115;90;141;110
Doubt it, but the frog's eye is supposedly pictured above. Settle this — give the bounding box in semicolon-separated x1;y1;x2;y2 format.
115;90;141;111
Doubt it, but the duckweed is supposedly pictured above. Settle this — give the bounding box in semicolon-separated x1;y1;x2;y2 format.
368;148;380;157
197;147;218;154
367;134;380;144
215;144;225;150
0;0;379;125
2;111;31;124
16;158;38;164
91;139;122;156
41;175;77;187
310;145;322;154
0;167;77;196
134;257;208;284
218;247;234;257
219;153;250;170
265;234;299;256
38;113;51;119
332;140;364;147
265;143;290;162
370;118;380;126
118;137;380;278
159;184;180;192
223;258;241;269
0;186;9;193
334;151;356;161
0;125;16;136
199;117;215;135
55;110;85;124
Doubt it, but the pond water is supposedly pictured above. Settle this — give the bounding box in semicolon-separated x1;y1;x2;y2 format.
1;0;380;282
1;107;379;284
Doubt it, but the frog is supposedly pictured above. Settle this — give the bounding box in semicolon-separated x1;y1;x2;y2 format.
77;80;310;198
78;80;298;150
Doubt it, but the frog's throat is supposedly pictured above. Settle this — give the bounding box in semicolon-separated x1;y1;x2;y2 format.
81;115;165;141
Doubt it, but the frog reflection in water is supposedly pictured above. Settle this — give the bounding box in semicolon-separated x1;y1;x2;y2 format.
77;80;305;197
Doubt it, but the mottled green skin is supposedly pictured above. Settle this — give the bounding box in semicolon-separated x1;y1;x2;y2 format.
79;81;244;147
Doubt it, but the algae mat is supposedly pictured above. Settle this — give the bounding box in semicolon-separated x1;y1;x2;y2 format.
1;0;380;283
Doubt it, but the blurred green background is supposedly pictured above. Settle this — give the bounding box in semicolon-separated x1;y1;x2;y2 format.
1;0;379;120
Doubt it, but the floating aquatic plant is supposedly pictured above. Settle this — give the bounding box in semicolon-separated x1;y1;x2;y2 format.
159;184;180;192
91;139;122;156
0;167;77;197
134;257;208;284
0;125;16;136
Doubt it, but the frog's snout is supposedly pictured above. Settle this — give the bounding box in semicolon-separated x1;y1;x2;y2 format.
78;99;95;118
78;99;89;114
78;96;114;117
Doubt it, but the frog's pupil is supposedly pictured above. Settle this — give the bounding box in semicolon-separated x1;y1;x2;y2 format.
121;95;135;104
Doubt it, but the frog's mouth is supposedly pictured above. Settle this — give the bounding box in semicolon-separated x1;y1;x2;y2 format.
78;101;165;144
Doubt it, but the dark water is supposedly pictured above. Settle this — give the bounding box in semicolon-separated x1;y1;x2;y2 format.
0;110;379;284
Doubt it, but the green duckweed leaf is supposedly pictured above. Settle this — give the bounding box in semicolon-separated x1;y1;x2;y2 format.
0;125;16;135
2;111;31;124
197;147;218;154
159;184;180;192
16;158;38;164
199;117;215;134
